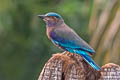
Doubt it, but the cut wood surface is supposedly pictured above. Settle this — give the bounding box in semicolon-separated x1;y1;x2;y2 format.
38;52;120;80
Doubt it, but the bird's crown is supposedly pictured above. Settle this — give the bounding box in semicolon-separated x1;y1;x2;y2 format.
45;12;62;19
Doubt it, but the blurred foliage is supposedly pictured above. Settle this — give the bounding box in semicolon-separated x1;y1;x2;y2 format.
0;0;119;80
89;0;120;66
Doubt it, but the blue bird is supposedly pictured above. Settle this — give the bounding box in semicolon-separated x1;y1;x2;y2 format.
38;12;101;71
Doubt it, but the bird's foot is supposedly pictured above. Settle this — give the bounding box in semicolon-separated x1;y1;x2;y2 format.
62;51;67;54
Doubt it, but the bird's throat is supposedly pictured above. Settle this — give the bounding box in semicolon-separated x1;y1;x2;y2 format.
46;21;57;27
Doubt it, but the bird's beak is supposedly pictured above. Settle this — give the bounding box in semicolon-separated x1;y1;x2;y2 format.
38;15;46;19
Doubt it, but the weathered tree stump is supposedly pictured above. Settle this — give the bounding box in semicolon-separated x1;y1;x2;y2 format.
38;52;120;80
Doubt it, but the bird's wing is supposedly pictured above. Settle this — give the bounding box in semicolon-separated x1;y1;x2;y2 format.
50;26;95;54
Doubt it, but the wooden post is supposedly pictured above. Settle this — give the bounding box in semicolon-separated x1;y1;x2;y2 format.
38;52;120;80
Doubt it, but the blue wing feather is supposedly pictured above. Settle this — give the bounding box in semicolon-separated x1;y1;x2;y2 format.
52;39;101;71
50;30;95;54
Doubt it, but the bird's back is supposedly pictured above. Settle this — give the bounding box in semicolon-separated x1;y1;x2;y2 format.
48;23;95;54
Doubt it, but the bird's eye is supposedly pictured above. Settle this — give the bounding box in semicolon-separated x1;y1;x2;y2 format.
46;16;53;19
47;16;57;19
47;16;52;18
53;16;57;19
54;15;60;18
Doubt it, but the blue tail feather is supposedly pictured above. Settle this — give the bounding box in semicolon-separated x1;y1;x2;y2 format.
63;48;101;71
75;50;101;71
81;54;101;71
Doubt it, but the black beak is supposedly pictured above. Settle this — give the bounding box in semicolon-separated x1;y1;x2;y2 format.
38;15;46;19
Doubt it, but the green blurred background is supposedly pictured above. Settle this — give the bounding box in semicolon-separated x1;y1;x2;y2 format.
0;0;120;80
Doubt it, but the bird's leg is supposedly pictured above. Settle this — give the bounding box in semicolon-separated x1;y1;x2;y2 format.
63;51;74;57
62;51;67;54
62;51;69;54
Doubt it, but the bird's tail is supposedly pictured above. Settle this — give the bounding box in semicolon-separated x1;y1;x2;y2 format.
75;50;101;71
81;53;101;71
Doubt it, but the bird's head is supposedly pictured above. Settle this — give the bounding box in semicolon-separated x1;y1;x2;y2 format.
38;12;64;26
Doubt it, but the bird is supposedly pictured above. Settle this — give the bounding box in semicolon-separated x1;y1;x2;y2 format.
38;12;101;71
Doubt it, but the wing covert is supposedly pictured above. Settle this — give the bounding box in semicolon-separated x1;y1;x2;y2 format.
50;27;95;54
